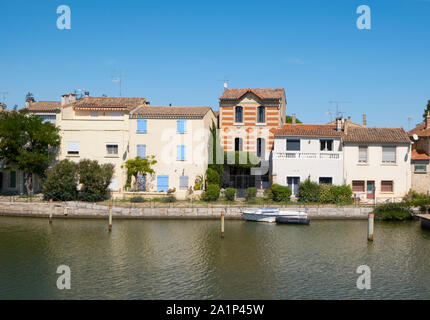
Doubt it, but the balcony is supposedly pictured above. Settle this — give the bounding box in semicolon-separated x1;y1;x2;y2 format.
274;152;342;160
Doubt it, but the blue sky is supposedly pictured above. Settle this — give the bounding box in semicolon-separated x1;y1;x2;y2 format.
0;0;429;129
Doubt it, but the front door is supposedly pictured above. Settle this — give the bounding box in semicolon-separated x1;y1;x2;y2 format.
287;177;300;196
366;181;375;199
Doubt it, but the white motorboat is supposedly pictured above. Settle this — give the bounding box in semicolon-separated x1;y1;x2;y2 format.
242;208;309;223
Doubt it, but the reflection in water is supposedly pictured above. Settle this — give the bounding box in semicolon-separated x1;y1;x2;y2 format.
0;217;429;299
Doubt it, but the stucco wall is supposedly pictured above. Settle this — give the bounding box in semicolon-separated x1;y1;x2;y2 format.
411;160;430;194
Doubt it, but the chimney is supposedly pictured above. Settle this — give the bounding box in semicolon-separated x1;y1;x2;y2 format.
84;91;90;98
362;114;367;127
336;117;342;132
426;111;430;129
292;113;296;125
61;93;77;106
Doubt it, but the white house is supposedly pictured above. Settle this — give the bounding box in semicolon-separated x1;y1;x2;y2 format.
272;121;344;196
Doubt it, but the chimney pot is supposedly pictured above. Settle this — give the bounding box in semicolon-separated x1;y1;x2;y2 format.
362;114;367;127
84;91;89;98
426;112;430;129
292;113;296;125
336;117;342;132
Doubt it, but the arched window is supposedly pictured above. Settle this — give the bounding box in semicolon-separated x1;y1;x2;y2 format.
235;106;243;123
257;138;265;158
257;106;265;123
235;138;243;151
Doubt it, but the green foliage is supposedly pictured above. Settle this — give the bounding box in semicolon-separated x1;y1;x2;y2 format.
203;184;220;201
296;179;321;203
194;175;203;190
297;179;353;204
245;187;257;200
208;121;224;179
224;188;236;201
422;99;430;119
373;202;412;221
206;168;220;186
224;151;260;168
271;184;292;202
407;191;430;208
78;159;115;202
130;196;145;203
122;156;157;190
0;109;61;194
163;194;176;203
42;160;78;201
263;188;274;200
285;115;302;124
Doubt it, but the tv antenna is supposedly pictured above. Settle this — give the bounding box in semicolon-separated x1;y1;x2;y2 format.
112;70;123;96
217;76;229;89
407;116;413;131
0;91;9;105
329;101;350;118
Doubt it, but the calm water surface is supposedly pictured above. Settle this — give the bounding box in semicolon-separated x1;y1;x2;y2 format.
0;217;429;299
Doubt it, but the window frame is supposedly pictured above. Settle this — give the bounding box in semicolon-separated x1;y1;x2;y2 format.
234;138;243;151
67;142;80;155
257;106;265;123
179;176;189;190
358;145;368;163
256;138;265;158
137;119;147;133
414;164;427;173
286;139;301;151
381;180;394;193
137;144;146;158
352;180;365;192
235;106;243;123
177;145;186;161
106;143;119;155
320;139;334;152
382;146;396;164
177;120;187;134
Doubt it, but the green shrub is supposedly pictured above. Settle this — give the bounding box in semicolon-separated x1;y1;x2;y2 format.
130;196;145;203
263;188;274;200
319;184;335;204
296;179;321;203
373;202;412;221
163;194;176;203
42;159;78;201
245;187;257;200
206;168;220;186
224;188;236;201
271;184;292;202
331;185;353;204
78;159;115;202
203;184;220;201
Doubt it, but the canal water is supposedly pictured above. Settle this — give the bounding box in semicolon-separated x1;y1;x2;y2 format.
0;217;429;299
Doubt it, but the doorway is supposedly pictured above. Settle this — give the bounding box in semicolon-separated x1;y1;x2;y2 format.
366;181;375;199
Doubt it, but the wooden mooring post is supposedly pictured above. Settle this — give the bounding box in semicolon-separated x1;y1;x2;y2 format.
108;205;113;231
368;213;374;241
49;199;53;223
221;210;225;238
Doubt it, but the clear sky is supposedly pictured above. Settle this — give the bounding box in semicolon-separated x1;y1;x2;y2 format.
0;0;429;129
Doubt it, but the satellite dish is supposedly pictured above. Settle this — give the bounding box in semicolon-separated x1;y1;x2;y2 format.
413;134;418;141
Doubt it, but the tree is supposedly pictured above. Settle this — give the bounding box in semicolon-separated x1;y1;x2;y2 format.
0;109;60;195
224;151;261;169
286;115;302;124
78;159;115;201
423;100;430;119
121;156;157;190
42;160;79;201
208;121;224;178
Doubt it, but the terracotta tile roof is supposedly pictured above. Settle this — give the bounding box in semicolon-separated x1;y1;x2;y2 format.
220;88;285;100
72;97;147;111
343;127;410;144
411;149;430;160
27;101;61;112
408;122;430;137
274;124;343;137
131;106;212;119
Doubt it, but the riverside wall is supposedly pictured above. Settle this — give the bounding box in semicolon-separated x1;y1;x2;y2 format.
0;201;374;219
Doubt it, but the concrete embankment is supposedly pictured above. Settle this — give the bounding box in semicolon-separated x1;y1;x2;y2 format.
0;201;374;219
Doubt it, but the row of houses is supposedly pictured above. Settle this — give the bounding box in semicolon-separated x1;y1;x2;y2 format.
0;88;428;203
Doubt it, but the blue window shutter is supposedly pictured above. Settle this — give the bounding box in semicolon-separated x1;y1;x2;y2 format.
181;145;185;160
137;119;147;133
177;146;181;161
137;144;146;158
177;120;186;133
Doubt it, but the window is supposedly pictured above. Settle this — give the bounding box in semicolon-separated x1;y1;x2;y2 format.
286;139;300;151
179;176;189;189
177;120;187;133
257;138;265;158
110;111;123;120
137;144;146;158
319;177;333;185
67;142;79;155
235;106;243;123
320;139;333;151
382;146;396;163
106;144;118;155
257;106;265;123
9;171;16;188
287;177;300;196
177;145;186;161
234;138;243;151
359;146;368;163
137;119;147;133
415;165;427;173
381;180;393;192
352;180;365;192
39;114;56;124
90;111;98;119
